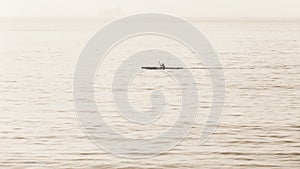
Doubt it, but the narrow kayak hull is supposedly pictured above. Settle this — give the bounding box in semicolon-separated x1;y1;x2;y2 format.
141;67;183;70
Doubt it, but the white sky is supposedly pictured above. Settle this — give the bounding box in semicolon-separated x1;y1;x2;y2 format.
0;0;299;18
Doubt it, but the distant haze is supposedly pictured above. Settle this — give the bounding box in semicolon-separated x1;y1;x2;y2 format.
0;0;300;19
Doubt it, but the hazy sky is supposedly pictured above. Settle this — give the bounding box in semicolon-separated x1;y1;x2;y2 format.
0;0;300;18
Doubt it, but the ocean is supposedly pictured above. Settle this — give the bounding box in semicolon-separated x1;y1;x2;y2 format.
0;18;299;168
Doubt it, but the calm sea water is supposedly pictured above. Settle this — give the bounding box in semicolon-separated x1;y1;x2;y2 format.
0;18;299;168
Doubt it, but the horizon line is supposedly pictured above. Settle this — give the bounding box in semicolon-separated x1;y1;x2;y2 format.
1;16;300;22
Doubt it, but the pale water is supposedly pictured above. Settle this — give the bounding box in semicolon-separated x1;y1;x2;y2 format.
0;19;299;168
